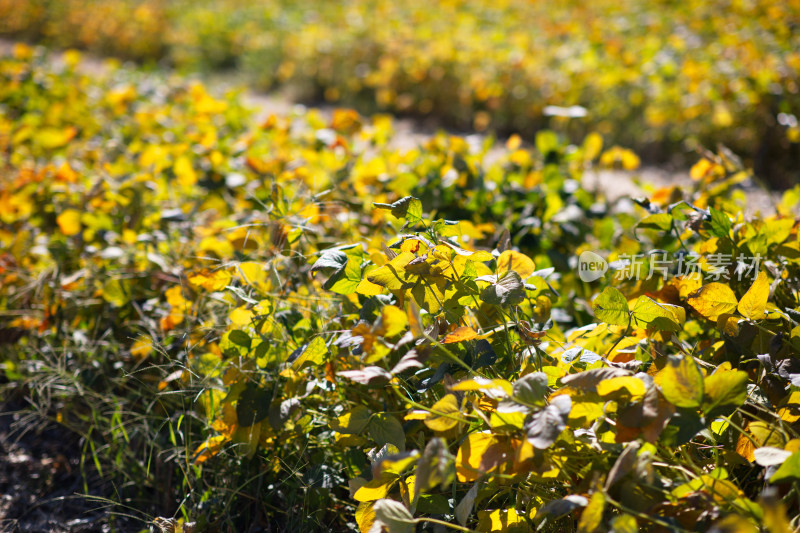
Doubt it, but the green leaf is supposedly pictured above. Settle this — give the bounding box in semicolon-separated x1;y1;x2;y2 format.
702;370;748;415
637;213;673;232
325;257;362;295
592;287;630;326
102;278;131;307
513;372;549;406
291;336;328;370
708;207;732;238
373;196;423;224
535;130;559;156
368;252;415;290
659;356;704;408
228;329;252;350
311;249;348;271
480;271;525;306
332;405;371;434
631;296;683;331
369;414;406;451
236;386;270;426
768;451;800;483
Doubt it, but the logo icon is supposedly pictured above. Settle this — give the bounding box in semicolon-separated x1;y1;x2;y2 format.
578;251;608;282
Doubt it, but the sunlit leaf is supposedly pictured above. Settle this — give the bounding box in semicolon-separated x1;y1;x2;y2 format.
596;376;646;400
631;296;683;331
702;369;748;414
496;250;535;279
456;431;510;482
442;326;479;343
688;283;738;321
424;394;461;432
354;474;399;502
56;209;82;236
737;271;769;320
291;336;328;370
577;490;605;533
373;196;423;225
657;356;704;408
592;287;630;326
188;269;232;292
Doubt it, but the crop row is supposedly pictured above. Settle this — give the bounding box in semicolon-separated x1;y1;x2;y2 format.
1;0;800;185
2;45;800;532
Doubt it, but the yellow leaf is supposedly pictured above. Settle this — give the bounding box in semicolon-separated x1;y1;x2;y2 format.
737;271;769;320
228;306;253;328
674;274;703;299
451;377;513;398
165;286;188;307
188;269;232;292
424;394;461;432
56;209;82;236
688;283;738;321
443;326;479;343
778;391;800;423
736;422;786;462
174;155;198;187
356;278;384;296
656;356;704;408
130;336;153;359
238;262;271;292
367;252;415;290
717;313;740;336
496;250;535;279
353;474;399;502
621;149;640;170
291;336;328;370
456;431;510;482
583;132;603;161
439;241;494;262
36;126;77;149
381;305;407;337
102;278;131;307
355;501;377;533
192;435;226;464
596;376;646;400
476;508;528;532
578;491;605;533
569;400;605;425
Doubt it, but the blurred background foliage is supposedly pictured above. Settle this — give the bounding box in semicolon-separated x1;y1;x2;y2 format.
1;0;799;186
